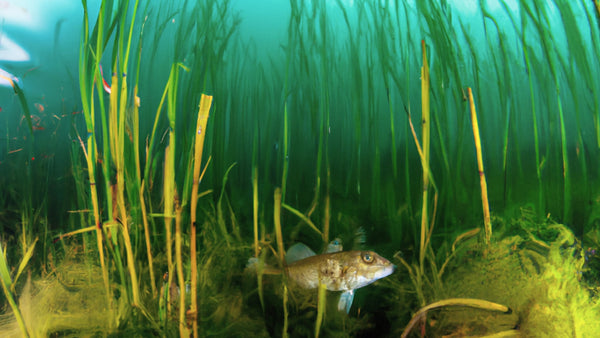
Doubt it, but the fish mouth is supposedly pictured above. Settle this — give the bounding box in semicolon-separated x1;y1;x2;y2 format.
374;263;395;280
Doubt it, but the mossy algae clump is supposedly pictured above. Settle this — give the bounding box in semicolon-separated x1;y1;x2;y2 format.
411;214;600;337
0;246;125;337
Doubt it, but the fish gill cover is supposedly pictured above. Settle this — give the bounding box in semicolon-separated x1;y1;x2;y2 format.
0;0;599;337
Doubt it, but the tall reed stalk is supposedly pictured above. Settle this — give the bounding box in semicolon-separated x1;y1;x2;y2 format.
274;188;285;263
252;121;259;258
174;201;187;337
189;94;213;337
419;40;431;272
467;88;492;244
78;0;110;302
163;141;175;320
274;187;288;337
319;0;330;244
521;24;543;212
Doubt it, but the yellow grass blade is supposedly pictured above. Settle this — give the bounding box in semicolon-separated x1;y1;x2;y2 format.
175;202;188;336
401;298;510;338
163;143;175;317
281;202;322;238
190;94;213;337
468;88;492;244
12;237;37;289
274;188;286;264
315;282;327;338
419;39;431;271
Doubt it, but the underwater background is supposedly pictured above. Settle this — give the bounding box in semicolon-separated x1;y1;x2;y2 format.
1;0;600;336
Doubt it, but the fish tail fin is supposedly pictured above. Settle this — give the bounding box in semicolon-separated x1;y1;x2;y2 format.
246;257;281;275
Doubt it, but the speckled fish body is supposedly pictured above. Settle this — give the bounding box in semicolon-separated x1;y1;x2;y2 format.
284;250;395;291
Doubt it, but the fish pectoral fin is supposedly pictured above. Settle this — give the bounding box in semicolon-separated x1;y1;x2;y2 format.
338;290;355;313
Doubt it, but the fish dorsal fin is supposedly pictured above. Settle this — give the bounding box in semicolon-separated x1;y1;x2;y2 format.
286;243;316;264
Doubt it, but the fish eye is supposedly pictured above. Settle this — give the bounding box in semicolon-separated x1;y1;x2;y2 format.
362;252;374;263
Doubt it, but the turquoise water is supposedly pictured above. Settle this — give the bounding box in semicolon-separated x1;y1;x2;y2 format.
1;0;599;336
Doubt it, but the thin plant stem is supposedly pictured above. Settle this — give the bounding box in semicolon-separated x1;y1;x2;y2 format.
323;166;330;245
384;80;397;178
190;94;213;337
216;164;236;247
521;12;543;212
282;202;322;238
252;119;259;258
419;40;431;274
135;95;156;297
175;200;187;337
0;241;31;337
401;298;511;338
274;188;285;264
281;102;289;203
282;284;289;338
315;282;327;338
78;0;110;303
556;89;571;222
107;27;141;304
468;88;492;244
163;143;175;318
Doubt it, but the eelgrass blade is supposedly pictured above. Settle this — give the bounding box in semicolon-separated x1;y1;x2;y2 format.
163;142;175;320
401;298;510;338
467;88;491;244
556;91;571;222
252;118;259;258
132;13;157;297
281;103;289;202
281;202;322;238
175;202;188;336
521;25;543;211
419;40;431;272
12;81;33;136
282;283;289;338
273;188;285;264
135;92;156;297
0;243;13;295
522;0;572;221
112;66;141;307
12;237;37;292
190;93;213;336
315;282;327;338
217;163;236;247
79;0;111;303
0;242;30;337
161;60;183;320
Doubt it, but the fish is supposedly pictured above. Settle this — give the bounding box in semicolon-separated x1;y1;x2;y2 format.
0;67;18;88
284;242;395;313
99;65;111;94
34;102;44;112
326;238;343;253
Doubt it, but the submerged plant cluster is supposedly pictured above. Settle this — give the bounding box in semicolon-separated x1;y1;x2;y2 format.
0;0;600;336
